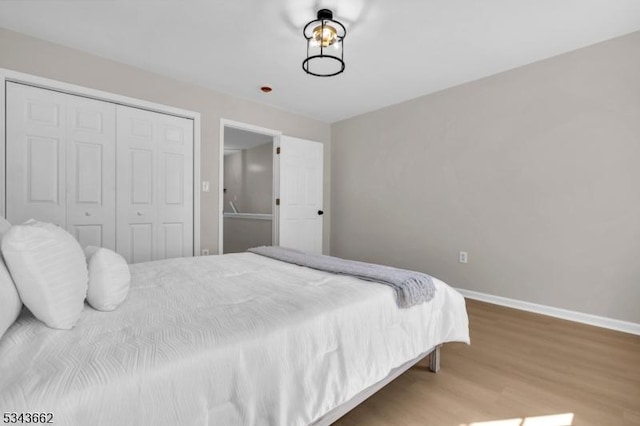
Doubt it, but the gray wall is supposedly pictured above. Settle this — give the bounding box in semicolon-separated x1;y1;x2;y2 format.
0;28;331;255
331;32;640;323
223;142;273;214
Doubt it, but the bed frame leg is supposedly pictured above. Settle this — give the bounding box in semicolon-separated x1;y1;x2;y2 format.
428;345;441;373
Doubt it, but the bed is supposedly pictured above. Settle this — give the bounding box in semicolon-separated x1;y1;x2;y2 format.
0;252;469;425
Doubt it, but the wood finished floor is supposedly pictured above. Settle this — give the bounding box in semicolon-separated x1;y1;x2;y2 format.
335;299;640;426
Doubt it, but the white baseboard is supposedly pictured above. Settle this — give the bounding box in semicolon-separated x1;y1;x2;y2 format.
456;288;640;336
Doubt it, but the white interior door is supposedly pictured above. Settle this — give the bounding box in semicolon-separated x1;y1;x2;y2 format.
65;95;116;250
278;136;323;254
116;105;193;263
6;83;68;227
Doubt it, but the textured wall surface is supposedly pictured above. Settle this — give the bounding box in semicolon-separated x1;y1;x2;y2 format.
331;32;640;323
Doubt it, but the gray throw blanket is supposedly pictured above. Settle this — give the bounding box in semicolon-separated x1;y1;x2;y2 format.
248;246;435;308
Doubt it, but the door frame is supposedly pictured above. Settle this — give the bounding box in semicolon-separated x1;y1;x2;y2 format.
219;119;282;255
0;68;202;256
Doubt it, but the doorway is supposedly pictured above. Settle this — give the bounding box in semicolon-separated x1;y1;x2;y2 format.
219;121;280;254
219;120;325;256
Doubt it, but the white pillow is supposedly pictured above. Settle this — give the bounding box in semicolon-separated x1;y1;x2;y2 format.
0;259;21;340
0;216;22;340
85;246;131;311
0;260;22;337
2;220;88;330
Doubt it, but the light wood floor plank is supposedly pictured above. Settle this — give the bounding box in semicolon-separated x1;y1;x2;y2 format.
335;299;640;426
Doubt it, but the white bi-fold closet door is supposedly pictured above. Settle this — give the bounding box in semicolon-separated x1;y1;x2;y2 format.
116;106;193;263
5;82;194;263
6;83;117;249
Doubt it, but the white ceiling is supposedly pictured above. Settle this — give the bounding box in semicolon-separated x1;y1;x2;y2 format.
1;1;639;123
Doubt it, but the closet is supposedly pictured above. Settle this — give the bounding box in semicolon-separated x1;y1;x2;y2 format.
5;82;194;263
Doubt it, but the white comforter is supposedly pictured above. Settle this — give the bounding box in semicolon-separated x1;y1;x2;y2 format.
0;253;469;426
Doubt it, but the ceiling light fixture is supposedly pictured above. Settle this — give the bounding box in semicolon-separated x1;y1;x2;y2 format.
302;9;346;77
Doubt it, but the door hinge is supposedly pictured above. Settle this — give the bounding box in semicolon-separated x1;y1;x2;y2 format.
276;147;281;154
276;198;280;206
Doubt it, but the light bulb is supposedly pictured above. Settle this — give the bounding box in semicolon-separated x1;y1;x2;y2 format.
312;24;337;47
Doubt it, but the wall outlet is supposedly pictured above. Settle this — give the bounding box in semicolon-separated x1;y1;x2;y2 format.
459;251;468;264
202;181;210;192
202;249;210;256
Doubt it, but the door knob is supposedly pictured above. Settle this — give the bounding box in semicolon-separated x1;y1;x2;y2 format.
317;210;324;216
85;212;91;216
137;212;143;216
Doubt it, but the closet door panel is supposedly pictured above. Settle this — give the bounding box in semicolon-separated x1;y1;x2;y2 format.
28;138;60;202
161;223;185;259
6;83;67;227
130;223;154;264
127;147;155;263
116;106;159;263
66;95;116;250
117;106;193;262
74;225;103;248
157;114;193;259
162;153;184;205
131;149;154;204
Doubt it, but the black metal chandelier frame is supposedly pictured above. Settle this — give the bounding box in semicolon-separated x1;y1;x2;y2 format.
302;9;346;77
